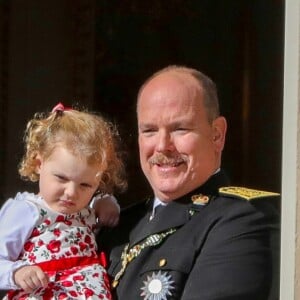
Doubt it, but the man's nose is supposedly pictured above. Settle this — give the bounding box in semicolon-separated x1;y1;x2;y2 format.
156;131;175;152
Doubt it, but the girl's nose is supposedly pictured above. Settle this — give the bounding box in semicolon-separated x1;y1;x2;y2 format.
64;183;77;199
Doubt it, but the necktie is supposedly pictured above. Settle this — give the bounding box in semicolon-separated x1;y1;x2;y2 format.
149;204;164;221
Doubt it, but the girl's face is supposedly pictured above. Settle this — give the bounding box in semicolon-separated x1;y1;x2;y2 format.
36;145;100;214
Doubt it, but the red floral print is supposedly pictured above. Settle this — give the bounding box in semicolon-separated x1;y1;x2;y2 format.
42;289;53;298
57;293;68;300
5;197;111;300
53;228;61;237
84;235;92;244
83;288;94;297
37;239;44;246
46;240;61;253
64;219;72;226
43;219;51;225
69;290;78;297
31;228;40;237
79;241;87;252
28;253;36;263
73;274;84;281
23;241;34;252
55;215;65;222
61;280;73;287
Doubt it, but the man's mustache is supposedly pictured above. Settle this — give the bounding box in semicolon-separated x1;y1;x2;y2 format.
149;153;188;165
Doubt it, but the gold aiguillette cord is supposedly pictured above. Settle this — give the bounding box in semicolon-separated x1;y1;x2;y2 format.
112;228;177;288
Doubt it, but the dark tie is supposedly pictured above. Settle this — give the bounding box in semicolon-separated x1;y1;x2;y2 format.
149;204;165;221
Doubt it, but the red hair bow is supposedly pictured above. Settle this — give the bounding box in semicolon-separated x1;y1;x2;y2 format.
51;102;71;113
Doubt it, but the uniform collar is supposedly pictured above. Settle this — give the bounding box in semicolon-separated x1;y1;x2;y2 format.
129;169;230;246
184;168;230;200
154;168;229;207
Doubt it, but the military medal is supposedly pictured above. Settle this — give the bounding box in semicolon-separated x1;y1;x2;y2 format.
140;271;174;300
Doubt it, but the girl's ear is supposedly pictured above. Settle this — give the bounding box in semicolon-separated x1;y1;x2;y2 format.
212;116;227;152
35;153;43;174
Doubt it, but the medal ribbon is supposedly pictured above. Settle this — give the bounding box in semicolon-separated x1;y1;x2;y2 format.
112;228;177;288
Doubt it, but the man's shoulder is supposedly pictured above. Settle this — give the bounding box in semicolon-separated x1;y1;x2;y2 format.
190;186;280;210
211;186;281;217
218;186;280;201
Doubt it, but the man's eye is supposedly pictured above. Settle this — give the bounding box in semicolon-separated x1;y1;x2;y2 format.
141;129;157;136
142;128;155;133
175;128;188;132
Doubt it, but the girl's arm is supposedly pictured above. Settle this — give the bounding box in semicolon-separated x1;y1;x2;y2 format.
0;196;39;289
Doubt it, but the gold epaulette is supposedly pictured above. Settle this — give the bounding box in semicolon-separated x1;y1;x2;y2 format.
219;186;280;201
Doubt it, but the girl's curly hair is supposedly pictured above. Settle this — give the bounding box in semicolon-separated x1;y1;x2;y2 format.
18;105;127;195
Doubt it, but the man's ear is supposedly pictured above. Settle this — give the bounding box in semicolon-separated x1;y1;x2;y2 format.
212;116;227;151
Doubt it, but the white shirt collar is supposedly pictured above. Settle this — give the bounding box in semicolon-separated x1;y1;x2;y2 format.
153;197;167;209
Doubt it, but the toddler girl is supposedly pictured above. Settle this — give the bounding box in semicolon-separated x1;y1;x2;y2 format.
0;103;126;299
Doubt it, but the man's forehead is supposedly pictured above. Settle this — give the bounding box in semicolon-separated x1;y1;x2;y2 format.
146;70;201;90
139;73;203;105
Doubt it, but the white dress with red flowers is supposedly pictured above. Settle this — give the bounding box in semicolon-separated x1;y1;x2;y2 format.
0;192;111;300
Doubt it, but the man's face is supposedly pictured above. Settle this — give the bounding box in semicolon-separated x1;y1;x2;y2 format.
137;72;226;202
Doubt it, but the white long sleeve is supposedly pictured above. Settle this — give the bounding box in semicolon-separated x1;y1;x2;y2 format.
0;193;39;289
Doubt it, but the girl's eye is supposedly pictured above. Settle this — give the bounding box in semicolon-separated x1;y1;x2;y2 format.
80;183;92;189
55;174;66;181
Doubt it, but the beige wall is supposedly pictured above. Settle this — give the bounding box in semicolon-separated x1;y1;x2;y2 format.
281;0;300;299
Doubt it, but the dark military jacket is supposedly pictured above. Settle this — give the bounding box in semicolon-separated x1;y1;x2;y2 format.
97;170;280;300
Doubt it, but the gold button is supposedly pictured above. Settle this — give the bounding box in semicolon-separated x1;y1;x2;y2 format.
159;258;167;267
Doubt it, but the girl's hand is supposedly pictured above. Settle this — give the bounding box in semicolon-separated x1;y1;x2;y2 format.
93;194;120;227
14;265;49;292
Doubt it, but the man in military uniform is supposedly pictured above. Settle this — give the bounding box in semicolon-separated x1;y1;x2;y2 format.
96;65;280;299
